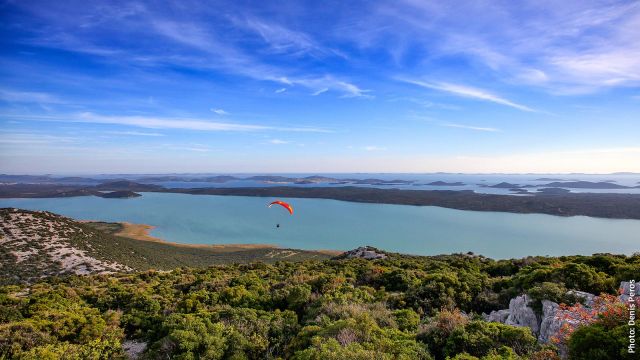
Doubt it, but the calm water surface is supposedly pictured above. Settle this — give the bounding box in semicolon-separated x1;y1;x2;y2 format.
1;192;639;259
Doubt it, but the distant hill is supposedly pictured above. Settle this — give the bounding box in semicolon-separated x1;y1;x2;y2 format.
426;181;465;186
0;184;101;198
95;180;164;191
537;187;571;194
488;182;522;188
0;208;332;285
540;181;630;189
98;190;142;198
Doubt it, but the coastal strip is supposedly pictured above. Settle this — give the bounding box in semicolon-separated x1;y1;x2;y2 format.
114;222;343;254
107;221;281;251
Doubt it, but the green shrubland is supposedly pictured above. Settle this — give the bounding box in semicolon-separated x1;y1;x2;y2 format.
1;249;637;359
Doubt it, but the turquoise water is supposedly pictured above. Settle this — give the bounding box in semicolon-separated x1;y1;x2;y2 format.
1;192;639;259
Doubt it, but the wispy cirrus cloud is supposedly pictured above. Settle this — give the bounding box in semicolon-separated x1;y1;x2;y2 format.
0;89;65;104
211;108;229;115
106;130;165;137
348;1;640;94
238;17;347;59
148;18;368;98
442;123;500;132
2;112;332;133
0;132;78;145
12;4;369;99
400;79;534;112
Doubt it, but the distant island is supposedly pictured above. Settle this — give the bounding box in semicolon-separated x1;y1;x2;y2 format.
537;187;571;194
539;181;632;189
486;182;522;188
99;190;142;198
425;181;465;186
3;182;640;220
3;174;640;192
0;174;416;186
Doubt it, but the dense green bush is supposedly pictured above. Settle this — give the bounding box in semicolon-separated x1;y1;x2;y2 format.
0;251;636;359
567;322;635;360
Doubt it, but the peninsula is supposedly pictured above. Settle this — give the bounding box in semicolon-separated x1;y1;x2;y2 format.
2;182;640;220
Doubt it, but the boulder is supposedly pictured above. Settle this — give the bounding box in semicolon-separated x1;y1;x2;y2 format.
482;282;634;358
538;300;561;343
483;309;510;323
338;246;387;260
122;340;147;359
504;295;540;335
619;281;639;302
567;290;595;307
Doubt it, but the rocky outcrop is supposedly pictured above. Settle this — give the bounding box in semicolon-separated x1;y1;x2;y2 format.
122;340;147;359
337;246;387;260
0;208;131;284
619;280;639;302
484;309;509;323
538;300;561;343
483;281;633;348
503;295;540;335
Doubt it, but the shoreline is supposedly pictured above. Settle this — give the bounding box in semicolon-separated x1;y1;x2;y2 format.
115;222;279;251
113;222;343;255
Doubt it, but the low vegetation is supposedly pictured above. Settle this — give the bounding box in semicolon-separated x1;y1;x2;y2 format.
0;208;636;359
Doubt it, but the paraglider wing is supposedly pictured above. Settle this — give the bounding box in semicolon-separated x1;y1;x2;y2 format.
268;200;293;215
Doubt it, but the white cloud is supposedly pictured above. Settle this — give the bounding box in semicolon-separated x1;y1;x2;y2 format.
240;18;346;59
363;145;386;151
149;19;367;98
268;139;289;144
401;79;534;112
442;123;500;132
211;108;229;115
0;132;78;145
107;130;165;137
0;89;64;104
288;76;371;98
357;1;640;94
162;143;214;153
3;112;332;133
311;88;328;96
275;88;287;93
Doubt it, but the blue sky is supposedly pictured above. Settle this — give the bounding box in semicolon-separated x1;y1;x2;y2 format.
1;0;639;174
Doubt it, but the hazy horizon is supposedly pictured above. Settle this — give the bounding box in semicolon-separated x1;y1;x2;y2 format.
3;171;640;176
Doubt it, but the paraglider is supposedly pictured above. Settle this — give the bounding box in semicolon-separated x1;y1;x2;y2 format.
268;200;293;215
269;200;293;229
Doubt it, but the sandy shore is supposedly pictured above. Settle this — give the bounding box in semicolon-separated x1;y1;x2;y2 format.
82;220;342;254
114;222;280;251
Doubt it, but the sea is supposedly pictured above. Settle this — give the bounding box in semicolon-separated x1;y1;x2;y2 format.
1;191;639;259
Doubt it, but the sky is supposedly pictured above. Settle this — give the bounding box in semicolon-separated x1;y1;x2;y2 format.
0;0;639;174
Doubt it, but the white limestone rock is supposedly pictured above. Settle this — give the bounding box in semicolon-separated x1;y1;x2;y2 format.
504;294;540;335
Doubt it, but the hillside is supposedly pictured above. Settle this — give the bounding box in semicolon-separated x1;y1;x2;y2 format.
0;209;638;359
0;208;331;285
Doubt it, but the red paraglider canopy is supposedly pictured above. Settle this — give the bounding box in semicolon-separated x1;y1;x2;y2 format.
268;200;293;215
